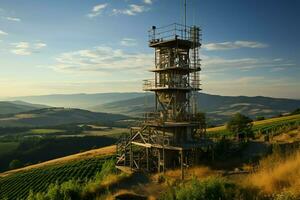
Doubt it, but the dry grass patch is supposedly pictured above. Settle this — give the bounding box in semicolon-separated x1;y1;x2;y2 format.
247;150;300;196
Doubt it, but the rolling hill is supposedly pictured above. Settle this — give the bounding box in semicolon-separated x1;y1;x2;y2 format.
1;114;300;199
5;92;146;109
90;93;300;124
4;92;300;125
0;101;48;115
0;107;129;127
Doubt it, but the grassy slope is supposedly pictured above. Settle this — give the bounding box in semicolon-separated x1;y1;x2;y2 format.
1;115;299;199
207;114;300;132
0;146;116;199
0;145;116;177
0;107;129;127
0;147;116;200
0;142;19;157
91;93;300;124
1;114;298;177
0;101;46;115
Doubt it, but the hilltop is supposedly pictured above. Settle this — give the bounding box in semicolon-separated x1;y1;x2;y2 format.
5;92;300;125
5;93;146;108
0;101;49;115
0;107;129;127
91;93;300;124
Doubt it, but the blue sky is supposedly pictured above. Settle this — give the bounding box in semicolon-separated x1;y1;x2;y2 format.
0;0;299;99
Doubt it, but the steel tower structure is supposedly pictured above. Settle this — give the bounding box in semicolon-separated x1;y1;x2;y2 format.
116;23;208;179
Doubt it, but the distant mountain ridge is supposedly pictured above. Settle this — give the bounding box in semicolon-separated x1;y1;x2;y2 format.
5;93;146;108
3;92;300;125
0;107;129;127
90;93;300;124
0;101;49;115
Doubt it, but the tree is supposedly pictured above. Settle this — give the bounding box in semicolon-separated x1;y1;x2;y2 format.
194;112;206;138
9;159;23;170
227;113;253;140
291;108;300;115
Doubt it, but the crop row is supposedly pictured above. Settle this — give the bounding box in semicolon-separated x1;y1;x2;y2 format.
0;156;113;200
207;116;300;138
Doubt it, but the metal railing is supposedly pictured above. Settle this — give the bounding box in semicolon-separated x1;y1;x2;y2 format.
148;23;201;44
143;79;200;90
144;111;202;123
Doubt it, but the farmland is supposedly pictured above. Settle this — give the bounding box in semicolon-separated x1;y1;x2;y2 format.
0;115;300;199
207;114;300;138
28;129;65;135
0;146;116;200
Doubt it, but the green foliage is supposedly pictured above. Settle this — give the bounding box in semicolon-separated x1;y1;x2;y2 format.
160;177;237;200
227;113;253;139
95;159;117;181
195;112;207;135
0;136;117;172
8;159;23;170
23;159;119;200
26;180;81;200
0;142;19;156
207;114;300;139
256;116;265;121
0;156;112;199
291;108;300;115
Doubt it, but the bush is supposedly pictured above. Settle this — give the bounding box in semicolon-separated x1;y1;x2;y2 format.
256;116;265;121
27;180;81;200
95;159;117;181
227;113;253;140
9;159;23;170
161;177;237;200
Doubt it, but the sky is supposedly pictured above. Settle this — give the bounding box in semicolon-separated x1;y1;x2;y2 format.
0;0;299;99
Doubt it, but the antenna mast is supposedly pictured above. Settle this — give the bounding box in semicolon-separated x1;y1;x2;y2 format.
184;0;187;38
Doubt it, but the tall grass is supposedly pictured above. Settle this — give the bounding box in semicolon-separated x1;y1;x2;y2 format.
248;148;300;196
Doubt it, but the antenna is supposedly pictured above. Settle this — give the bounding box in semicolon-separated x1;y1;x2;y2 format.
184;0;187;38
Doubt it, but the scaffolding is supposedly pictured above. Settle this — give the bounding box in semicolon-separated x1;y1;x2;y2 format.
116;23;210;179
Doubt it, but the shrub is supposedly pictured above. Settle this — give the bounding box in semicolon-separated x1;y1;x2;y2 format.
9;159;23;170
227;113;253;140
161;176;237;200
94;159;117;181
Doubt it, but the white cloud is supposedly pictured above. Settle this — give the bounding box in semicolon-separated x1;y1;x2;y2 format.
112;4;148;16
144;0;153;4
35;42;47;49
203;40;268;51
0;30;8;36
120;38;138;46
5;16;21;22
87;3;108;18
11;41;47;56
52;45;153;73
201;55;294;73
271;67;285;72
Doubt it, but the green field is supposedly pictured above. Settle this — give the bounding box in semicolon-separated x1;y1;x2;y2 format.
207;114;300;138
0;155;113;200
28;129;65;135
83;127;128;138
0;142;19;156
